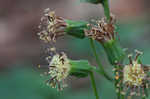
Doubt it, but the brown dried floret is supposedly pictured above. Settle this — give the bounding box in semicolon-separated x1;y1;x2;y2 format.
37;8;67;43
84;14;116;43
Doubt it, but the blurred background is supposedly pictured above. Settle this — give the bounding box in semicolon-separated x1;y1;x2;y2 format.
0;0;150;99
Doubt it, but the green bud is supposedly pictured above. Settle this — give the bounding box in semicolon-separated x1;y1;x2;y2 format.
65;20;88;39
69;60;94;77
102;40;125;65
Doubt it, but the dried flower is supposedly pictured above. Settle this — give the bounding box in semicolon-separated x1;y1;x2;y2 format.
115;50;150;97
46;52;70;91
37;8;67;43
84;14;116;43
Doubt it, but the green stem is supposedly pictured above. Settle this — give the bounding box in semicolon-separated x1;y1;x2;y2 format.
121;95;124;99
117;94;120;99
89;72;99;99
101;0;125;99
89;39;113;81
102;0;110;20
142;97;146;99
120;87;124;99
117;91;121;99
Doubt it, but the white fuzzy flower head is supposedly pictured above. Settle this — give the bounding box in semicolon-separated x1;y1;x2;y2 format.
121;50;150;97
123;61;146;86
47;52;71;91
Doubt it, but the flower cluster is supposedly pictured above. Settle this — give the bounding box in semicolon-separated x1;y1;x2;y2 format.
46;52;71;91
36;1;150;99
37;8;67;43
115;50;150;97
37;8;70;91
84;14;116;43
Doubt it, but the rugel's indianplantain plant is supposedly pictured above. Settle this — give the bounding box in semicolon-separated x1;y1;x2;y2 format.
37;8;100;99
37;0;150;99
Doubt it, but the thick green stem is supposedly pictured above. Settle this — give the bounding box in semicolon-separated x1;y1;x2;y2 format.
89;72;99;99
102;40;125;65
89;39;113;81
101;1;125;99
102;0;110;20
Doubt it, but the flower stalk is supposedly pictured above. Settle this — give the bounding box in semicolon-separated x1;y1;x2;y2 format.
90;38;113;81
101;0;110;20
89;71;99;99
100;0;125;99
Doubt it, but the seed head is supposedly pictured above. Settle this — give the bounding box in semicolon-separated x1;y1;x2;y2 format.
37;8;67;43
84;14;116;43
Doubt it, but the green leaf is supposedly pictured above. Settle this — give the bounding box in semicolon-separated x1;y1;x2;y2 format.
80;0;102;4
65;20;88;39
69;60;94;77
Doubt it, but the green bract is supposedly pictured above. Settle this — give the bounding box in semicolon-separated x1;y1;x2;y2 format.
65;20;88;39
69;60;94;77
102;40;125;65
80;0;102;4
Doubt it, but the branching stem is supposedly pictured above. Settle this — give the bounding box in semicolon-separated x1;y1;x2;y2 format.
89;39;113;81
101;0;124;99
